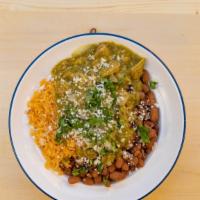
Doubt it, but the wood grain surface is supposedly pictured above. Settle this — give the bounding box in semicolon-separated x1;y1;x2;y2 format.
0;2;200;199
0;0;200;14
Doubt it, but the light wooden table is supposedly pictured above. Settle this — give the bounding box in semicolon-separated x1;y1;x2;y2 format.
0;1;200;199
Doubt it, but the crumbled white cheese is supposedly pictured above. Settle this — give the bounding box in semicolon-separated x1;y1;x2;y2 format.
116;55;121;61
73;76;82;84
94;156;101;165
99;57;109;68
123;150;133;160
117;96;125;104
88;54;95;60
104;141;112;150
88;75;96;85
104;95;113;107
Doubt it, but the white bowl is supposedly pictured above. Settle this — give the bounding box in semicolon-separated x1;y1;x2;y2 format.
9;33;186;200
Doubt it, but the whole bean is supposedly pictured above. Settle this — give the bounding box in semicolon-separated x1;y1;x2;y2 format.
91;170;98;178
115;157;124;169
142;84;149;93
150;107;159;122
149;129;157;138
144;120;155;129
122;162;129;171
82;177;94;185
138;159;144;168
94;176;102;184
147;91;156;104
110;171;127;181
108;164;116;173
140;92;145;100
133;157;139;165
137;152;143;159
102;167;108;176
68;176;81;184
134;150;140;157
142;70;150;83
86;173;92;178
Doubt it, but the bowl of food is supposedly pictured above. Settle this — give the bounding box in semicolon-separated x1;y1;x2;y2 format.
9;33;186;200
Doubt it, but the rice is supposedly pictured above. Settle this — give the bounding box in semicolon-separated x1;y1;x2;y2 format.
27;79;76;174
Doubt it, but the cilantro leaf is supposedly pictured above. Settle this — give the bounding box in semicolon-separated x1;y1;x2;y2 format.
103;79;117;104
79;167;88;175
138;125;150;143
88;116;104;127
97;162;103;173
103;177;111;187
72;168;80;176
149;81;158;89
86;87;102;108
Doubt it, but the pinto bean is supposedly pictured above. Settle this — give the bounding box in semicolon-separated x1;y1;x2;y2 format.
142;70;150;83
80;173;86;178
138;159;144;168
68;176;81;184
150;107;159;122
115;157;124;169
142;84;149;93
108;164;116;173
122;162;129;171
149;129;157;138
91;170;98;178
110;171;127;181
134;150;140;157
147;91;156;104
86;173;92;178
146;142;153;151
144;120;155;129
140;92;145;100
94;176;102;184
82;177;94;185
146;137;157;151
133;157;139;165
137;152;143;159
102;167;108;176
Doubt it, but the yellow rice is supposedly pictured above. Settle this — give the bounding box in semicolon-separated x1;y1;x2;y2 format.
27;79;76;174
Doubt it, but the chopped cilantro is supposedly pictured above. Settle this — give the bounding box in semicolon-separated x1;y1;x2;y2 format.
72;168;80;176
55;106;84;142
72;167;88;176
103;177;110;187
102;79;117;105
137;125;150;143
89;159;94;166
88;116;104;127
86;87;102;108
79;167;88;175
97;162;103;173
149;81;158;89
102;107;113;122
100;148;109;156
103;79;115;94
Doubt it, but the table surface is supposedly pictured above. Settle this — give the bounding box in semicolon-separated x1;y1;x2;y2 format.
0;1;200;199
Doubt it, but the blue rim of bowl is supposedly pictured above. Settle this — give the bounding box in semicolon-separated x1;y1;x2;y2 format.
8;32;186;200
